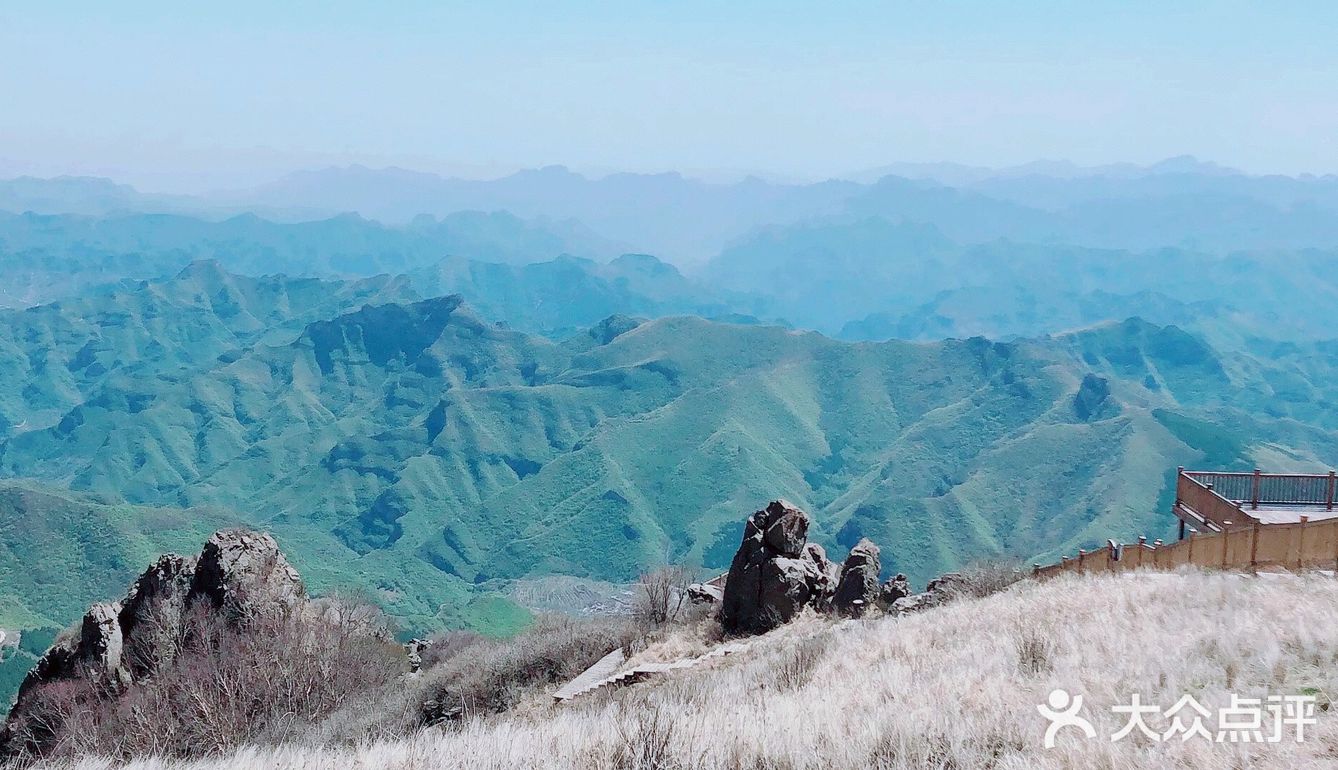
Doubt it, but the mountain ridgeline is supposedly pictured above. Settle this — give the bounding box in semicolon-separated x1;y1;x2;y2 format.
3;265;1338;643
5;161;1338;712
10;205;1338;349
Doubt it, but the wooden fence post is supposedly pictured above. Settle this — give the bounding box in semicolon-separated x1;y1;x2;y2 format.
1252;468;1262;510
1249;521;1260;573
1298;516;1309;569
1332;525;1338;573
1137;536;1147;568
1187;531;1195;565
1222;523;1231;567
1328;471;1336;512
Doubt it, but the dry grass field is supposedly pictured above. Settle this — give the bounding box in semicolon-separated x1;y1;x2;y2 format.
43;568;1338;769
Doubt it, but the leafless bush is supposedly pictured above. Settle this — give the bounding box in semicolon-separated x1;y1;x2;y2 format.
773;633;829;691
634;566;692;628
1013;622;1055;675
5;599;402;764
419;630;485;669
946;560;1028;600
417;614;643;724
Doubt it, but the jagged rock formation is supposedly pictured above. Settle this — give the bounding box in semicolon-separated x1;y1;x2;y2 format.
878;573;912;609
832;538;882;617
719;501;837;634
0;529;305;760
1073;373;1114;421
716;501;993;632
892;572;968;614
190;529;305;620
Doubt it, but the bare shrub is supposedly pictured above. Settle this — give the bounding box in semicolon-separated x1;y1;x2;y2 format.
419;630;485;669
634;566;692;628
5;599;401;764
613;703;677;770
947;561;1027;600
417;614;643;724
1013;622;1055;675
773;634;829;691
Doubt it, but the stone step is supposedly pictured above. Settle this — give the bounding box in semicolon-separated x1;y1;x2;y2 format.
553;638;757;703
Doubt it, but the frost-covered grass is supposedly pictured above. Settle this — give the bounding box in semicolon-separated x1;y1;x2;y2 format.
52;569;1338;769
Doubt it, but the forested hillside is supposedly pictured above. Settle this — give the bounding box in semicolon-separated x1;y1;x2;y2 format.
3;266;1337;644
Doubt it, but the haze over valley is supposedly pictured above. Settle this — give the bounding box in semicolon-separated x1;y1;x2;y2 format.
5;157;1338;671
6;5;1338;766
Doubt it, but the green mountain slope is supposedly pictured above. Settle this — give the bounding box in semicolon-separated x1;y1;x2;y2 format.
0;261;418;434
405;253;775;337
4;288;1337;641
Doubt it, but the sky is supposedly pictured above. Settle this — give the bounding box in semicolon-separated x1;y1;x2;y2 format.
2;1;1337;192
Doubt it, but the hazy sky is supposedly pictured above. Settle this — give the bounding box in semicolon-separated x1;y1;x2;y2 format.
3;1;1337;191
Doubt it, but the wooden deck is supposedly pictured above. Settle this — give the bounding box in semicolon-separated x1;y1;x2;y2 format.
1173;468;1338;533
1032;466;1338;578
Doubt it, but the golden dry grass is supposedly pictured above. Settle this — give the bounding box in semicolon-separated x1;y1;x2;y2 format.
49;568;1338;769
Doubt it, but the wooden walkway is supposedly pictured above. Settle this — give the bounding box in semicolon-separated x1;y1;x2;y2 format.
553;640;755;703
1036;514;1338;579
1175;468;1338;531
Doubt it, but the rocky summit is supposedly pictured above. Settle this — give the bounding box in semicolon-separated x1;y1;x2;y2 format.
0;530;304;760
717;501;983;635
719;501;834;634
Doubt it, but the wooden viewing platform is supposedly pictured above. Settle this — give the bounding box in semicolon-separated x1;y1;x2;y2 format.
1173;467;1338;537
1036;466;1338;579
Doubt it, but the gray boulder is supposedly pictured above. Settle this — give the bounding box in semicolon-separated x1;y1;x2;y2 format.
78;603;128;688
719;501;834;634
892;571;971;615
832;539;882;617
189;529;305;621
878;573;912;609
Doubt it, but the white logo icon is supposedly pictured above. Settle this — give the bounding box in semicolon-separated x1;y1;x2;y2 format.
1038;688;1096;748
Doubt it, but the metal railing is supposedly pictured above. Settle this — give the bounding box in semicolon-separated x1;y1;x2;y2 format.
1183;468;1338;511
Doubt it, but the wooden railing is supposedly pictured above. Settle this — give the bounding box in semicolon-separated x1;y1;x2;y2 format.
1183;468;1338;511
1176;471;1250;531
1034;516;1338;579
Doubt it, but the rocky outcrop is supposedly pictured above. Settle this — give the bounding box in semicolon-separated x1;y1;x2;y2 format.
0;529;307;760
190;529;305;621
117;554;195;677
877;573;912;609
832;538;881;617
405;638;430;674
1073;373;1114;421
892;572;968;614
719;501;837;634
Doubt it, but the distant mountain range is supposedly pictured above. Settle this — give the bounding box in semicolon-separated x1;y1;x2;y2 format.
3;266;1338;642
705;218;1338;342
5;159;1338;693
7;158;1338;265
0;209;621;308
7;206;1338;348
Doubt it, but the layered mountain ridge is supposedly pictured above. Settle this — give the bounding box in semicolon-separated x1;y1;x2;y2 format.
3;267;1337;642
